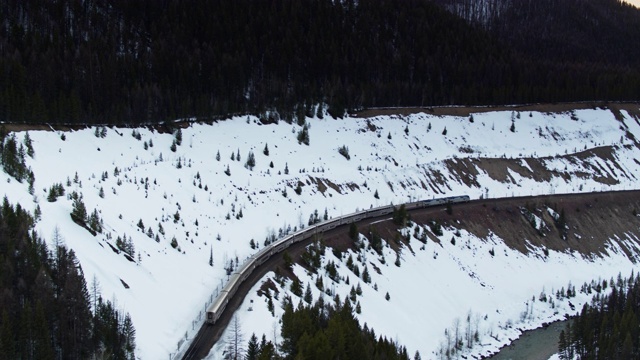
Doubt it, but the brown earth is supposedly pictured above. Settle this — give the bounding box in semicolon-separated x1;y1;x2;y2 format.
2;102;638;135
442;145;628;192
321;190;640;263
353;101;640;119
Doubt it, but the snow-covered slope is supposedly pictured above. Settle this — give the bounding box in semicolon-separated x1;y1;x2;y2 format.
3;106;640;359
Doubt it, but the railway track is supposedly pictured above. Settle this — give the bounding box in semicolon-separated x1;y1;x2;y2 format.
180;189;640;359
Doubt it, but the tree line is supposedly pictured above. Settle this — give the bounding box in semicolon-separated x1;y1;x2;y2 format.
558;273;640;359
1;0;639;125
0;197;135;359
235;296;413;360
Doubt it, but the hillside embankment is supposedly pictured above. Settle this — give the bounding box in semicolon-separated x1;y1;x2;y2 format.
317;190;640;264
354;101;640;119
3;101;639;134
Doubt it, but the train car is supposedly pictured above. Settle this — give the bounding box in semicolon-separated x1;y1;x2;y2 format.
421;195;470;208
206;272;241;324
444;195;470;204
205;195;469;326
206;289;229;324
254;247;272;266
366;205;394;217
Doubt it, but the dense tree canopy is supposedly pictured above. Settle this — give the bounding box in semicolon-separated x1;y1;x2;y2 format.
279;296;410;360
1;0;639;125
559;273;640;359
0;197;135;359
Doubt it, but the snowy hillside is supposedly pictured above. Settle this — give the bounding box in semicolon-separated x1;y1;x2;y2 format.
3;106;640;359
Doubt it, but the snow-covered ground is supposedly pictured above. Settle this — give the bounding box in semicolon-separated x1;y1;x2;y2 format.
2;107;640;359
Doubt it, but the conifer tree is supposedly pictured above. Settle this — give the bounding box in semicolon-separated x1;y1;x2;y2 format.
175;128;183;146
297;125;310;145
71;196;88;223
304;284;313;304
245;151;256;170
246;333;259;360
349;222;359;241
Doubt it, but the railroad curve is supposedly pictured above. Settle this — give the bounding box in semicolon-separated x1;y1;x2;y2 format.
180;190;639;359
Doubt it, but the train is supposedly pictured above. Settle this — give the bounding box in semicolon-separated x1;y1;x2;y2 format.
205;195;470;325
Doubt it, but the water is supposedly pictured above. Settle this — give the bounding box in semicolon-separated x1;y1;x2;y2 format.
489;320;568;360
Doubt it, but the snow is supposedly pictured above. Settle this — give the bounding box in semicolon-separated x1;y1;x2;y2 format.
2;107;640;359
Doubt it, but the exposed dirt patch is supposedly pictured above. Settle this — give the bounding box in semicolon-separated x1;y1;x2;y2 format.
353;102;637;119
412;191;640;257
439;145;627;191
313;191;640;262
257;278;279;298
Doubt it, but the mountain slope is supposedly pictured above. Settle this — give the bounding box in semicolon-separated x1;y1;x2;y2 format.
2;104;640;358
1;0;639;124
435;0;640;67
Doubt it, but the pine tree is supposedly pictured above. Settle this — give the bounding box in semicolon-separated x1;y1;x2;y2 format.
349;222;359;240
392;204;408;226
304;284;313;304
283;251;293;270
175;128;183;146
1;310;15;359
558;329;568;359
24;132;34;158
246;333;259;360
315;276;324;291
362;266;371;283
297;124;310;145
316;104;324;119
263;143;269;156
123;313;136;358
71;196;88;223
290;277;302;297
47;186;58;202
245;151;256;170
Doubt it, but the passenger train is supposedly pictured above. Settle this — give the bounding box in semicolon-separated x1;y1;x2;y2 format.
205;195;470;325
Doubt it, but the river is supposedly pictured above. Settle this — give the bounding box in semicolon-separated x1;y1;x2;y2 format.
488;320;568;360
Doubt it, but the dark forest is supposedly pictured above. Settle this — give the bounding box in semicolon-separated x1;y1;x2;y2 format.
0;198;135;359
1;0;639;125
559;274;640;359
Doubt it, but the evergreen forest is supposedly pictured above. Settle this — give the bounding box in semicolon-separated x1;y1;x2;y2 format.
558;273;640;359
240;296;412;360
1;0;639;125
0;197;135;359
